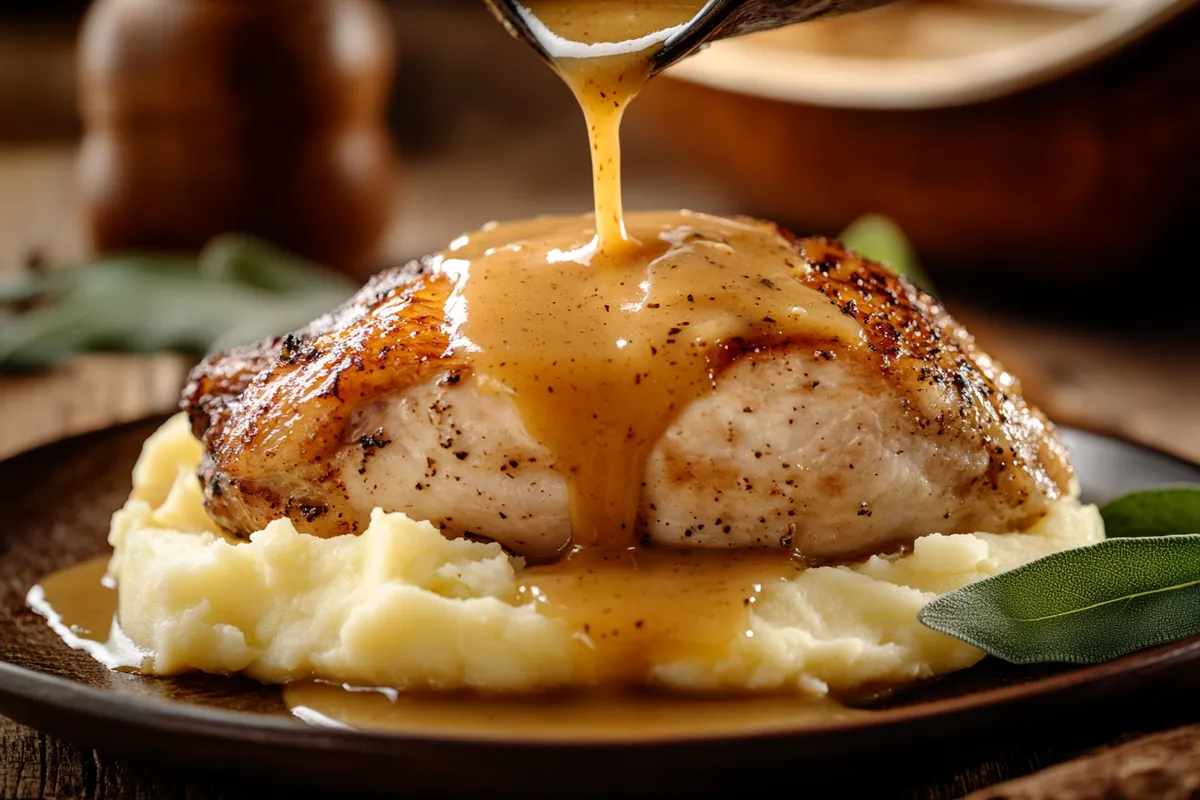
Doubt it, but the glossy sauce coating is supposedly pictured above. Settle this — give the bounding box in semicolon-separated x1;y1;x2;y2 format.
436;4;857;668
27;556;863;730
438;3;863;668
445;212;862;552
518;544;806;681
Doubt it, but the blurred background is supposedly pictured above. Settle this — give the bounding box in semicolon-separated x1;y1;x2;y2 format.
0;0;1197;461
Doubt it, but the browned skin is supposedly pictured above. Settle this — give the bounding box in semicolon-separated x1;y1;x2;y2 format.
795;234;1073;515
184;227;1072;543
184;260;467;537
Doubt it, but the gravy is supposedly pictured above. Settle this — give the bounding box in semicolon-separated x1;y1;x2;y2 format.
464;4;865;555
25;556;144;671
446;212;860;552
28;556;866;733
519;545;806;682
284;680;862;740
518;1;709;252
423;2;873;677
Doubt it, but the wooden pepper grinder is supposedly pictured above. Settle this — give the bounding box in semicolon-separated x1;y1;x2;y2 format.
78;0;397;281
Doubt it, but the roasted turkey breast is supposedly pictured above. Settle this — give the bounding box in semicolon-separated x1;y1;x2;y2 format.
184;218;1073;561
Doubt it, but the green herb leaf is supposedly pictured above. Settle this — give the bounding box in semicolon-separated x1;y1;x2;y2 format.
0;236;356;371
918;535;1200;664
1100;487;1200;539
0;272;52;305
839;214;937;295
197;234;354;295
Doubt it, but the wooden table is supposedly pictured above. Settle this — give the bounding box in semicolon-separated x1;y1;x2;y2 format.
1;5;1199;794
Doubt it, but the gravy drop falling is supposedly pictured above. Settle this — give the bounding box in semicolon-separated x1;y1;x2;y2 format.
463;2;866;559
439;0;866;669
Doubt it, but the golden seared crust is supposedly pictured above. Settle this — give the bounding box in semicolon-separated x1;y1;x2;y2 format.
184;258;467;538
184;340;278;444
791;235;1073;528
184;262;429;447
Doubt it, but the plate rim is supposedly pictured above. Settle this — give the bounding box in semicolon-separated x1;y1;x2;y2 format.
3;634;1200;751
1;418;1198;751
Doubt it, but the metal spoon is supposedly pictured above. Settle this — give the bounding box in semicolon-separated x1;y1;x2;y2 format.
483;0;899;74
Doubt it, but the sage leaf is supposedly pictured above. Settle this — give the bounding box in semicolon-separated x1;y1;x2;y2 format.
0;235;356;371
918;535;1200;664
839;214;937;295
198;234;353;295
0;272;51;305
1100;487;1200;538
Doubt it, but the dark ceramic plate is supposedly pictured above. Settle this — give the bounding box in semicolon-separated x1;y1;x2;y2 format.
1;418;1198;795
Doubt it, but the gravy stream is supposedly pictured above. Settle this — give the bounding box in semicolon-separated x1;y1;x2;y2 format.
519;1;709;251
434;5;867;676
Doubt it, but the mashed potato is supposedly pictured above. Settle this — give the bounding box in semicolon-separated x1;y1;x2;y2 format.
109;415;1104;695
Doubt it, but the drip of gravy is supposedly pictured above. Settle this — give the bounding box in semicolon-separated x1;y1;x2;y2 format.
472;3;866;557
519;545;805;682
284;681;862;740
25;556;145;671
517;1;708;252
430;2;870;675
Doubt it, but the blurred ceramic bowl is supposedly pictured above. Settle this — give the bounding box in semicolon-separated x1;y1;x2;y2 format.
639;0;1200;278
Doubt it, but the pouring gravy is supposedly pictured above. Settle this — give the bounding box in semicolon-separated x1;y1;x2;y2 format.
456;2;859;553
411;2;863;679
515;1;709;251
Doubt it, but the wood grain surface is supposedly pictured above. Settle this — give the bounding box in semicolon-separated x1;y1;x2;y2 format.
0;4;1198;797
965;722;1200;800
0;714;1058;800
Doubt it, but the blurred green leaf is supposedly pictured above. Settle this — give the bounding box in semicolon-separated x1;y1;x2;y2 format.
0;235;357;371
198;234;353;295
0;272;51;305
1101;487;1200;539
839;214;937;295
